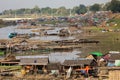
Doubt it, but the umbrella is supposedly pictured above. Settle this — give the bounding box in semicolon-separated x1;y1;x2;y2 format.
90;52;103;56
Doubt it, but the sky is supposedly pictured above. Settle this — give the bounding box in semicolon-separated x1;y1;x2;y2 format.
0;0;111;12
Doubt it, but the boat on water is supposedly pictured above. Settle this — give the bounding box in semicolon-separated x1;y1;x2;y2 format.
8;32;17;38
8;32;36;39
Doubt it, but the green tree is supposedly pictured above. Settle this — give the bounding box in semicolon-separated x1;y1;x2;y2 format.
107;0;120;13
24;8;32;14
41;7;52;15
57;7;69;16
90;4;101;12
32;5;40;13
52;8;57;16
73;4;87;15
103;2;111;11
16;8;26;14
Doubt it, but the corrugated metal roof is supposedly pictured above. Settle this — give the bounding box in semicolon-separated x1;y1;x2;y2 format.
16;55;48;59
19;58;48;65
62;58;93;66
109;53;120;61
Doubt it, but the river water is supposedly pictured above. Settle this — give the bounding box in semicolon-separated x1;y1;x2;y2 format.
0;25;75;41
0;25;81;63
0;25;31;39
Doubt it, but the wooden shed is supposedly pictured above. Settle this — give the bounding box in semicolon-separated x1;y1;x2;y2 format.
47;63;61;71
19;56;49;74
0;60;20;66
0;39;8;50
107;53;120;67
108;53;120;62
62;58;94;70
19;58;48;65
63;58;94;66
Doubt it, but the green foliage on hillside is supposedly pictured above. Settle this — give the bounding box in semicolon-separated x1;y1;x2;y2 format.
89;4;101;12
106;0;120;13
0;0;120;17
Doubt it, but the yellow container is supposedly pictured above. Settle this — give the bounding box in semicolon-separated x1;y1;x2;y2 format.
21;69;26;75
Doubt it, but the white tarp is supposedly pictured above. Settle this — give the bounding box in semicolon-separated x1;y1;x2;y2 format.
66;67;72;79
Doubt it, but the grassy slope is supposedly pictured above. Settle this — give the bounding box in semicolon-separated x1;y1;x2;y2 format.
79;17;120;56
79;29;120;57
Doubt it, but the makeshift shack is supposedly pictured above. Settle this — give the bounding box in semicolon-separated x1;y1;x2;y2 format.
47;63;61;76
62;58;98;77
0;40;7;50
107;53;120;67
0;60;20;66
19;56;48;74
62;58;94;69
